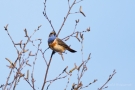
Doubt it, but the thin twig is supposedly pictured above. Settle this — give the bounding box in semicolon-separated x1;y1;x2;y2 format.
46;66;69;90
42;51;55;90
46;75;68;90
64;74;72;90
43;0;55;32
75;0;83;4
57;0;77;37
73;19;79;33
80;79;97;89
98;70;116;90
3;69;13;90
4;25;19;53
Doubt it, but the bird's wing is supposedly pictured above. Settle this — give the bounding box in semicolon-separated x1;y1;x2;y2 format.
56;38;69;48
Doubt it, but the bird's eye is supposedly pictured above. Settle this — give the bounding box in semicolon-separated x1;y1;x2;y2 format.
49;33;53;37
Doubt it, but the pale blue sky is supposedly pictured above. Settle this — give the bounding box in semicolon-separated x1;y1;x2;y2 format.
0;0;135;90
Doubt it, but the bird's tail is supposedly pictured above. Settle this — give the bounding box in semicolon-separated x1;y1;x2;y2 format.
67;47;77;53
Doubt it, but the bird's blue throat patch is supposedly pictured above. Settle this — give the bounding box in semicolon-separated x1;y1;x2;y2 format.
48;35;56;44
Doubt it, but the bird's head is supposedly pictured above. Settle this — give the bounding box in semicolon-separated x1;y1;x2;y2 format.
48;31;56;44
49;31;56;37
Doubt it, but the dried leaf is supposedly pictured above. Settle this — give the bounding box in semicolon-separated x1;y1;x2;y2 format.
5;58;16;68
24;28;28;37
87;53;91;60
76;32;79;38
26;70;29;79
5;58;12;65
20;40;23;49
80;33;84;40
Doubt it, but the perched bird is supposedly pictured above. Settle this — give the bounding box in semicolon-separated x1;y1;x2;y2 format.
48;31;77;53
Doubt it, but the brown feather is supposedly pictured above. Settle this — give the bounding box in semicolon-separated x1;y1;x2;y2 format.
56;38;77;53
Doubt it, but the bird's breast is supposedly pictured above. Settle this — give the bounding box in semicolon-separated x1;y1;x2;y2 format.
49;39;57;48
49;39;65;53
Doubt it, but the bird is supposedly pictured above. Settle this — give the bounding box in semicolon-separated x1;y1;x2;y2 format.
48;31;77;53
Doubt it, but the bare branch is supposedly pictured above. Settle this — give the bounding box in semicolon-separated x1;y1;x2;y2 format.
75;0;83;4
42;51;55;90
98;70;116;90
43;0;55;32
80;79;98;89
57;0;77;37
3;69;13;90
4;24;19;53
